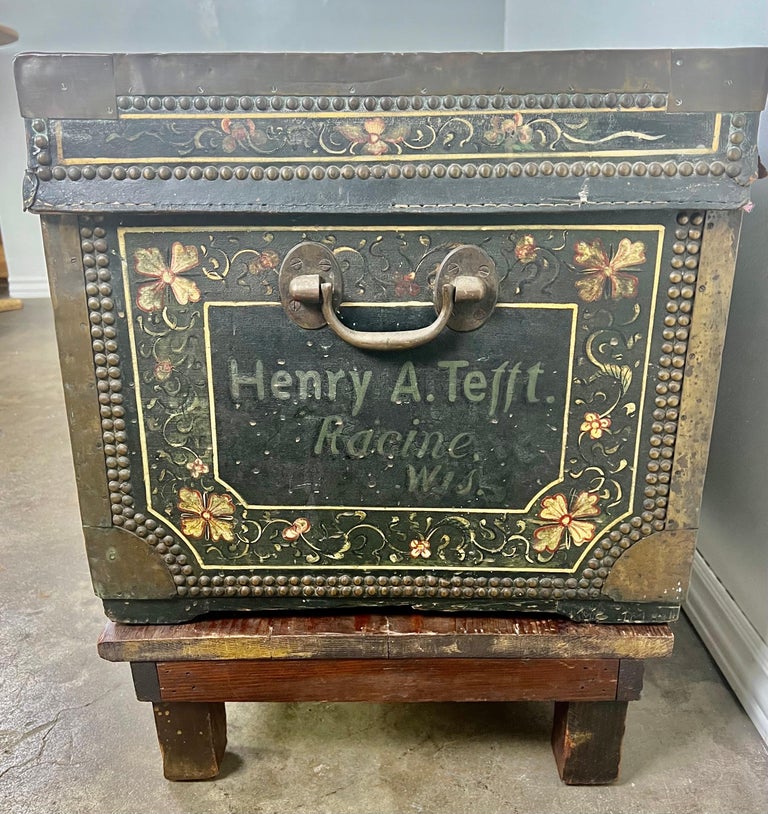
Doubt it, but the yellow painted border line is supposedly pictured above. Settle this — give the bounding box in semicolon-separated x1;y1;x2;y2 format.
56;115;721;165
119;223;664;572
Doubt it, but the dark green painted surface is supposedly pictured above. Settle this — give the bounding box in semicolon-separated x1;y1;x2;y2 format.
84;211;690;624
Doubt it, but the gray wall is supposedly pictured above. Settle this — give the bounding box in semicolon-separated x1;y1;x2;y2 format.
696;179;768;639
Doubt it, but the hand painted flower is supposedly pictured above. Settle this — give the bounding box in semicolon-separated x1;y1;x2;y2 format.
220;118;267;152
246;249;280;276
514;234;538;263
335;118;410;155
572;238;647;302
153;359;173;381
483;114;533;146
533;491;600;556
580;411;612;440
134;242;201;313
409;538;431;559
395;271;421;298
178;487;235;542
186;457;209;478
282;517;311;542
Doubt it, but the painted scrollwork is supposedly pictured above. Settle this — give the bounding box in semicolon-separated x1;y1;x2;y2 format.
125;225;658;570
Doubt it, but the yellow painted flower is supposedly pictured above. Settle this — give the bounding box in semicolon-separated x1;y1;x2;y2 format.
533;492;600;557
580;411;612;439
282;517;311;542
573;238;646;302
134;242;201;313
483;114;533;146
514;234;538;262
409;538;431;559
178;487;235;542
335;118;410;155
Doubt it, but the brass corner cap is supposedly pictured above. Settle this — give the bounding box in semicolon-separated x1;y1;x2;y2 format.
602;528;697;604
83;525;177;600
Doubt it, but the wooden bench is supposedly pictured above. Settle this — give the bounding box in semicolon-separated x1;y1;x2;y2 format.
98;613;673;784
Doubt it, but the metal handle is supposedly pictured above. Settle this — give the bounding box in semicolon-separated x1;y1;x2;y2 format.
321;281;456;351
279;241;498;351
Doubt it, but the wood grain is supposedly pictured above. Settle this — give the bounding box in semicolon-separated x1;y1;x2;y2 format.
552;700;629;784
151;702;227;781
98;614;674;663
155;657;620;703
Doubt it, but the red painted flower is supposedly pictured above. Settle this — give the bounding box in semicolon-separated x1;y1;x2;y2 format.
514;234;538;262
335;118;410;155
394;271;421;298
282;517;311;542
580;412;612;440
186;457;209;478
409;538;431;559
153;359;173;381
246;250;280;276
178;487;235;542
533;492;600;557
134;242;201;312
573;238;647;302
220;118;267;152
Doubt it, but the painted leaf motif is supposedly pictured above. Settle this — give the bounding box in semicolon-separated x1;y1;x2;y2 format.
532;524;565;553
569;491;600;518
136;280;167;312
168;275;201;306
567;519;597;546
178;487;204;514
207;516;235;542
574;272;607;303
538;494;570;522
134;247;167;278
603;364;633;394
610;238;646;270
207;492;236;518
169;242;199;274
336;123;367;142
608;272;639;300
382;121;411;142
573;240;610;270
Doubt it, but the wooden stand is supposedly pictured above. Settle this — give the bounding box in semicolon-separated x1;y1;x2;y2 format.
98;614;672;784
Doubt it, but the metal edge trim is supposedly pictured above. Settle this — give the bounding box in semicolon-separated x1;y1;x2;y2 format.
40;213;113;526
666;209;743;529
14;49;768;116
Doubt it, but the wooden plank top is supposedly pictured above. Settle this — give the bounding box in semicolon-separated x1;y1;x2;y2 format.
98;614;674;663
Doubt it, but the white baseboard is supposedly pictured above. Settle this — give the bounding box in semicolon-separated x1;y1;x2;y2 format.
8;279;50;299
685;550;768;744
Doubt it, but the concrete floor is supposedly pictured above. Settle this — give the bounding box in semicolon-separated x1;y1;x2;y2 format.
1;298;767;814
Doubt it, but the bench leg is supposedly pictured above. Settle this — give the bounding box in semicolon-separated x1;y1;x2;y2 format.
551;700;628;785
151;702;227;780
